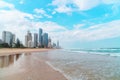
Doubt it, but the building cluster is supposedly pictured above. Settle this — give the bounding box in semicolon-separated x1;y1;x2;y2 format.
2;31;16;47
0;28;60;48
25;28;59;48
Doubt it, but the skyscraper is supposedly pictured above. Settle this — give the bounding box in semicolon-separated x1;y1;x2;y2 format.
57;40;59;48
34;33;38;47
39;28;43;47
0;39;2;44
25;30;32;47
12;34;15;47
2;31;15;46
43;33;48;48
25;35;28;47
48;38;52;48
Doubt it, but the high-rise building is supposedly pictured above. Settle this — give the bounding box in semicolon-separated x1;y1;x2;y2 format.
25;35;28;47
28;40;34;48
2;31;15;46
48;38;52;48
12;34;15;47
57;40;59;48
27;30;32;41
39;28;43;47
52;43;56;48
25;30;32;47
0;39;2;44
43;33;48;48
34;33;38;47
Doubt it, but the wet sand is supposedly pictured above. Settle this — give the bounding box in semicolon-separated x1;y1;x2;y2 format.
0;51;67;80
0;48;51;56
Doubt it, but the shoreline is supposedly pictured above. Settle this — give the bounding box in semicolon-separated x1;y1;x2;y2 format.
46;61;69;80
0;49;68;80
0;48;53;56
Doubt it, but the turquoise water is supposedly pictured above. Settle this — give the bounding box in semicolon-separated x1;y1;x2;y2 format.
45;50;120;80
69;48;120;56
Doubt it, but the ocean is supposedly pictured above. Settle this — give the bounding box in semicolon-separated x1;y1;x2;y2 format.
45;49;120;80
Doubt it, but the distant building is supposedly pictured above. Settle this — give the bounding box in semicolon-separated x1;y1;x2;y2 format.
52;43;56;48
48;38;52;48
39;28;43;47
25;35;28;47
0;39;2;44
56;41;59;48
2;31;15;46
43;33;48;48
34;33;38;47
28;40;34;48
25;31;32;47
12;34;15;47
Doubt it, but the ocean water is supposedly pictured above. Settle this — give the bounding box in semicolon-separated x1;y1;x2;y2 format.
45;49;120;80
69;48;120;57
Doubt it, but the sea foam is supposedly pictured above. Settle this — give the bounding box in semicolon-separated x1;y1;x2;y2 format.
46;61;74;80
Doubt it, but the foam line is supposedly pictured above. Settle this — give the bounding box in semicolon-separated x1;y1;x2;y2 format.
46;61;71;80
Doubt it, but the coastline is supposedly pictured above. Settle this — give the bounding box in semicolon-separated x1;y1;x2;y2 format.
0;48;52;56
0;48;67;80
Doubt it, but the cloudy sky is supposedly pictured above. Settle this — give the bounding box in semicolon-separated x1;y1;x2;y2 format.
0;0;120;49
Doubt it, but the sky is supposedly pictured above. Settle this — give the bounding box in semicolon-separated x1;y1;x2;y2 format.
0;0;120;49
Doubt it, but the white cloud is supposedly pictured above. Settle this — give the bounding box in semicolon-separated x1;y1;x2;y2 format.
55;5;73;14
69;20;120;41
0;0;14;9
34;8;52;18
51;0;120;13
19;0;24;4
73;24;85;30
52;11;56;15
73;0;100;11
51;0;73;14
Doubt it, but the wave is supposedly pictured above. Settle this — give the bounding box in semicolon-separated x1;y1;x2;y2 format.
68;48;120;57
46;61;73;80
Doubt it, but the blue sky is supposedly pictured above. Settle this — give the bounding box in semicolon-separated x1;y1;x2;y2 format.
0;0;120;49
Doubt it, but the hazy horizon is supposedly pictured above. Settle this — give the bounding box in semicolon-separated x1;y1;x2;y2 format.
0;0;120;49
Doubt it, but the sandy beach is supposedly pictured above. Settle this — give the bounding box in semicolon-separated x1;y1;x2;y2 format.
0;49;67;80
0;48;51;56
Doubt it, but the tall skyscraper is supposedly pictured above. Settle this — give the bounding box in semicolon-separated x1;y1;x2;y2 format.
57;40;59;48
12;34;15;46
25;35;28;47
43;33;48;48
27;30;32;41
0;39;2;44
34;33;38;47
48;38;52;48
39;28;43;47
2;31;15;46
25;30;32;47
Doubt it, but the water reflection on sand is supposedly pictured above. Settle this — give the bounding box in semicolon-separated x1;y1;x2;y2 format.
0;54;22;68
0;51;67;80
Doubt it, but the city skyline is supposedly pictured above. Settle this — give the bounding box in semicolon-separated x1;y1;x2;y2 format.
0;0;120;48
0;29;59;48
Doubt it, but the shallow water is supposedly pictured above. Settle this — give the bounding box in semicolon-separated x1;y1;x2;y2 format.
45;50;120;80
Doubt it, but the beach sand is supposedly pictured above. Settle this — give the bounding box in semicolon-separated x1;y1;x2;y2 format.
0;48;51;56
0;49;67;80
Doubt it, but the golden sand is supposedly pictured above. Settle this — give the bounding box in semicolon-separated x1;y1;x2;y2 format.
0;48;50;56
0;49;67;80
